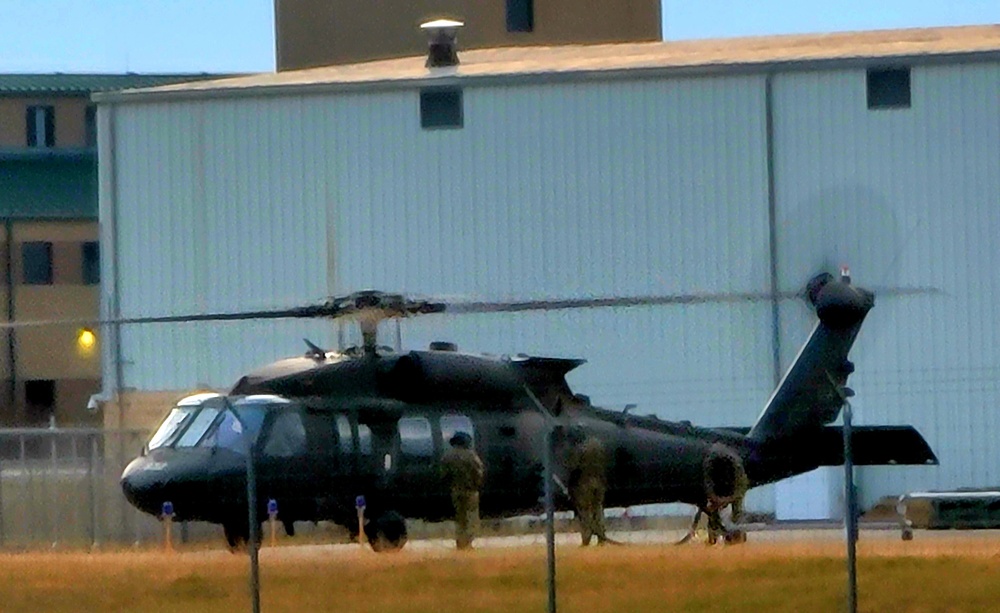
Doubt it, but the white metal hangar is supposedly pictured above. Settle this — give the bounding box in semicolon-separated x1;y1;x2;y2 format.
94;24;1000;518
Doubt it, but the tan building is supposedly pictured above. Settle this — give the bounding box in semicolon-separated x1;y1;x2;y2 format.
0;74;219;429
275;0;662;69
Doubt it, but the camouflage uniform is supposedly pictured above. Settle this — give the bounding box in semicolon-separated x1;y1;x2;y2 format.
441;433;485;550
703;444;749;545
567;430;608;546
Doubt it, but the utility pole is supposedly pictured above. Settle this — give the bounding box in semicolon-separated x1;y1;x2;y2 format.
828;371;858;613
225;398;261;613
842;397;858;613
524;386;557;613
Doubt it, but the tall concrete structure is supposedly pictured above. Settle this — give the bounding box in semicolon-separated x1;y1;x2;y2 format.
274;0;662;69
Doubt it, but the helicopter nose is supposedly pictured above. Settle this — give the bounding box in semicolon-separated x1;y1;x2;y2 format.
121;456;167;516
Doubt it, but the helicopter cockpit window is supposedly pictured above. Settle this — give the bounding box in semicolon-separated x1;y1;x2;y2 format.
440;414;475;449
399;417;433;458
263;412;307;458
175;408;221;447
147;407;197;451
336;415;352;455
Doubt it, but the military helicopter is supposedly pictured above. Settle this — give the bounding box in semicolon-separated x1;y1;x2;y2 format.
113;268;936;551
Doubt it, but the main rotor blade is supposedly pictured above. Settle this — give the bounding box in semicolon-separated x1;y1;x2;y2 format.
0;305;332;329
443;290;803;314
0;284;940;330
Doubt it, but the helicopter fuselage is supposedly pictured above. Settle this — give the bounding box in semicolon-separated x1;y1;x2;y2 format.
120;276;939;547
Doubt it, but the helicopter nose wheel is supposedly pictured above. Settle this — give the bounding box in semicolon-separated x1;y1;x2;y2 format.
364;510;408;552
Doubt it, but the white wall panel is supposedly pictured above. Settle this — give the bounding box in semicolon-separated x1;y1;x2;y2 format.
772;62;1000;505
322;76;778;431
107;99;335;390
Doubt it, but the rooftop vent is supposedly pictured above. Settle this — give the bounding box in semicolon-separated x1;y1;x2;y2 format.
429;341;458;352
420;19;464;68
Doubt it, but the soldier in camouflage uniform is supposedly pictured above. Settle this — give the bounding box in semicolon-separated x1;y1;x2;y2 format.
704;444;749;545
566;425;609;546
441;431;485;550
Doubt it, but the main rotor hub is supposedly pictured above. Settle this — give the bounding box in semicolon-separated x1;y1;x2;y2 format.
321;291;446;355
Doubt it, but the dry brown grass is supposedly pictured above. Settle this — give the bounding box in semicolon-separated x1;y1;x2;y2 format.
1;536;999;612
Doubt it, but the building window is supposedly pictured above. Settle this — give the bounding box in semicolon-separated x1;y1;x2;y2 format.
82;241;100;285
506;0;534;33
85;105;98;147
22;242;53;285
420;88;463;129
24;379;56;423
867;67;911;109
26;105;55;147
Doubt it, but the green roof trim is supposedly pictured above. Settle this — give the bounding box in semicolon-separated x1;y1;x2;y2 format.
0;73;235;95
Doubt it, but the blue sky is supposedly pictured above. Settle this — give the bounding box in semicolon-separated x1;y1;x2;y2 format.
0;0;997;73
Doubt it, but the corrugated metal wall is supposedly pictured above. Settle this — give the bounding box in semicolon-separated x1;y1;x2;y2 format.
99;59;1000;514
771;62;1000;506
100;99;337;390
326;76;775;434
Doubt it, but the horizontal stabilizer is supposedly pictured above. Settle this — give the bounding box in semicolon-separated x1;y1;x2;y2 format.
813;425;938;466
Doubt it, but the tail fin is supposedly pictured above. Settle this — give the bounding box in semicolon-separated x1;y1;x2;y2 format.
748;274;874;442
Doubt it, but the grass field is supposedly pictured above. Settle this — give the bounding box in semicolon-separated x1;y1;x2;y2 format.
0;535;998;612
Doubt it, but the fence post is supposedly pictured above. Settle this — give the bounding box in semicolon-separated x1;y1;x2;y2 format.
50;433;59;548
89;433;100;548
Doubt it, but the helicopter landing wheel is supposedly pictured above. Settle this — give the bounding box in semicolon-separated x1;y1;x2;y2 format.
365;511;408;552
724;529;747;545
223;521;248;551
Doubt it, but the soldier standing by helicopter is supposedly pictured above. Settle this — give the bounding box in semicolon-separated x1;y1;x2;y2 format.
566;425;610;546
441;431;485;550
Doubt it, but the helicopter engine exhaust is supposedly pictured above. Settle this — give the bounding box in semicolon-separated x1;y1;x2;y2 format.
703;444;747;509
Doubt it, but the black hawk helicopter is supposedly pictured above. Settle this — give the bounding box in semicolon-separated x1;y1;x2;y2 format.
116;269;937;550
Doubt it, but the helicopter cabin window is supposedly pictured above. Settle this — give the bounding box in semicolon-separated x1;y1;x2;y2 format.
440;415;475;449
175;408;221;447
264;412;307;458
337;415;353;455
147;407;198;450
357;423;372;455
399;417;434;457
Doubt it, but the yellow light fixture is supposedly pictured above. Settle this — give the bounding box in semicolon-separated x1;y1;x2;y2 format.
77;328;97;350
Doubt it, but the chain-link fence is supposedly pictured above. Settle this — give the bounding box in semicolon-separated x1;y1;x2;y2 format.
0;427;220;548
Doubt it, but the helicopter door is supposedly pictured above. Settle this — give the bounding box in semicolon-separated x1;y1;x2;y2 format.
257;409;311;517
302;410;341;513
358;419;399;493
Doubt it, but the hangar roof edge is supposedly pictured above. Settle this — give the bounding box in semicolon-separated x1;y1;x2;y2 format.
94;24;1000;103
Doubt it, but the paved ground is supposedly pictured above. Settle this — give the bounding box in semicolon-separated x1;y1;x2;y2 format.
225;524;1000;561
